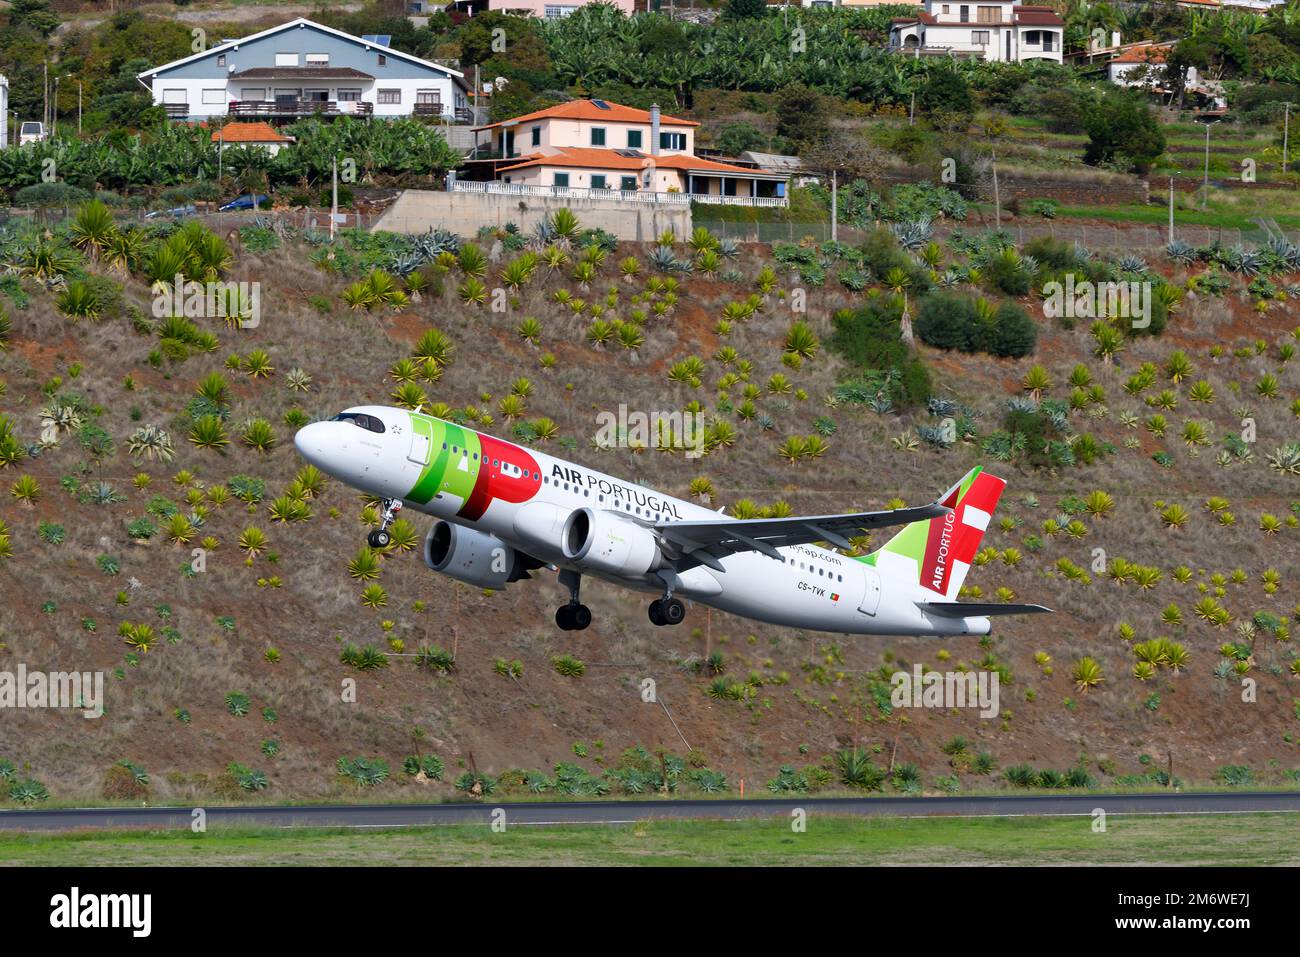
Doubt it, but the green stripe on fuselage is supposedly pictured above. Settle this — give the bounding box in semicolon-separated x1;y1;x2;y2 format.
406;413;482;505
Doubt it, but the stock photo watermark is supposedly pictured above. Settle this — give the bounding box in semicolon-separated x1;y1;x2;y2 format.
891;665;1000;720
0;664;103;718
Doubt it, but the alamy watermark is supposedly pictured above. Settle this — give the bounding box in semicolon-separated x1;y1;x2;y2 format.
152;275;261;329
0;664;104;718
593;404;706;459
891;665;1000;719
1042;274;1150;329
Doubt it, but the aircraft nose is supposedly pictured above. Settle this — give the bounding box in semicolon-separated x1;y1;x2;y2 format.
294;422;337;473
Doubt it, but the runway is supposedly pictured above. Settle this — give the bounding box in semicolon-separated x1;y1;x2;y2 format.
2;790;1298;830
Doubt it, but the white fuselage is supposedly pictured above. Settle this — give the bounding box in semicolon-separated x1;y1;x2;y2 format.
296;406;991;637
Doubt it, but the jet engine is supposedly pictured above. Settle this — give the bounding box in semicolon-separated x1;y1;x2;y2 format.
561;508;664;578
424;521;530;588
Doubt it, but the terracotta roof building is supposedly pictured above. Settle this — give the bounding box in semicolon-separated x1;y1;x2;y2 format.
211;121;296;154
890;2;1064;62
458;99;788;206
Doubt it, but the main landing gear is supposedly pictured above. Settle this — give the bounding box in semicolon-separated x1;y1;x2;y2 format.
648;597;685;626
649;570;686;626
367;498;401;549
555;568;592;631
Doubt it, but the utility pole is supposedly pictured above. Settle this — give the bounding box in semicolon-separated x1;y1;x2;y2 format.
331;154;339;241
53;75;60;135
992;148;1001;226
1201;121;1210;210
1283;102;1291;176
830;166;837;243
1168;175;1174;245
42;61;48;130
78;81;82;135
217;123;224;230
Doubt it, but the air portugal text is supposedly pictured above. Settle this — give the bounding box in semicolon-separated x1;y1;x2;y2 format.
550;464;684;520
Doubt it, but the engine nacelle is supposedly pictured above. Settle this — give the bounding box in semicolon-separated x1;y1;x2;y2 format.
562;508;663;579
511;501;570;557
424;521;520;589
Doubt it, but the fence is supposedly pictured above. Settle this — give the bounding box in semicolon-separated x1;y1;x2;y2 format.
695;217;1300;251
450;179;788;208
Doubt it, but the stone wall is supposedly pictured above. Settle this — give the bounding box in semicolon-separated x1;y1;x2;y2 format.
371;189;693;242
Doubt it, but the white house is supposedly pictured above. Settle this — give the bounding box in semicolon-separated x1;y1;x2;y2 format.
889;2;1064;63
459;99;789;205
0;75;8;149
137;18;469;122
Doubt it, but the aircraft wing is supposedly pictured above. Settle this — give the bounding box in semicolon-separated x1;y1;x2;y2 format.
657;502;949;572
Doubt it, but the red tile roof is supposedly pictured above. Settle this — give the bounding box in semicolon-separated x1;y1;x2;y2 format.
475;99;697;132
212;122;294;144
1014;4;1064;24
1111;44;1171;64
497;146;781;177
892;4;1061;26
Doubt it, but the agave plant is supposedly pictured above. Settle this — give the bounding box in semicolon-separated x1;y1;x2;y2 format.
888;217;933;250
1218;244;1262;276
1164;239;1197;265
127;424;175;462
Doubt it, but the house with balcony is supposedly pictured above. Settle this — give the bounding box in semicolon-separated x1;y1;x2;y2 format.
456;99;789;205
445;0;635;17
889;2;1064;62
137;18;470;123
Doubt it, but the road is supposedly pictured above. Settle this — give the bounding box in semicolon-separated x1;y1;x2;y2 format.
2;791;1298;831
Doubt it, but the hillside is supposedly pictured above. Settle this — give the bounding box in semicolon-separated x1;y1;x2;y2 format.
0;208;1298;804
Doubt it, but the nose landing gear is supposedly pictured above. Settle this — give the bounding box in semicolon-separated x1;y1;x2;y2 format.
367;498;401;549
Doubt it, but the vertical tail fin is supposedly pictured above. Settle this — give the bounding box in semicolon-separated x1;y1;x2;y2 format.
857;467;1006;599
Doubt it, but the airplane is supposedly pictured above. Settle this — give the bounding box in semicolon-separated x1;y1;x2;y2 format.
293;405;1050;636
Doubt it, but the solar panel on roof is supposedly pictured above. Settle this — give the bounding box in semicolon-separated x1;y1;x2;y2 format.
591;99;610;110
362;35;392;47
614;149;643;158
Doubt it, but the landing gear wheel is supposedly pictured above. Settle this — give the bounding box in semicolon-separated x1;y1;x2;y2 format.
648;599;666;626
557;604;591;631
368;499;401;549
660;597;686;626
570;604;592;631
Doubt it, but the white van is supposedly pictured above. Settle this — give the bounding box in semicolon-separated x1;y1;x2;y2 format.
19;121;45;145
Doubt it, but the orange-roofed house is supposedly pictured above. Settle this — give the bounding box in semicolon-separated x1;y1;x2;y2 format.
456;99;789;207
212;122;296;155
889;1;1063;62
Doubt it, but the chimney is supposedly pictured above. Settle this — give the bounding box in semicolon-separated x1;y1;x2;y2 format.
650;103;660;156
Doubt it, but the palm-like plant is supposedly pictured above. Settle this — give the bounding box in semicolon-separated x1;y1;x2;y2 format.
240;418;276;452
883;267;913;345
69;200;117;262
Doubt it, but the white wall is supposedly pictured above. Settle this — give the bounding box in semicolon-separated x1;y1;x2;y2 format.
150;75;460;119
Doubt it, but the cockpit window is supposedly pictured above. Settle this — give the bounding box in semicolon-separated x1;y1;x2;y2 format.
331;412;386;434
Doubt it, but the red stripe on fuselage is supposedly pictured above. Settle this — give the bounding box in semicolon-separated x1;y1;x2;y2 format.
458;433;542;521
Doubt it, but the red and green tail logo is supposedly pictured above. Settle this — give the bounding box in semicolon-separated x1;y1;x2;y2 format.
858;467;1005;598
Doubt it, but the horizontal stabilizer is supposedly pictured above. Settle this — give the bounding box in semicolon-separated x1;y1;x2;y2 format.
917;602;1053;619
